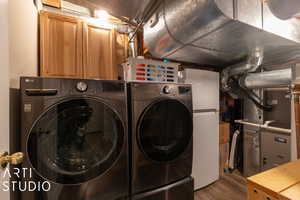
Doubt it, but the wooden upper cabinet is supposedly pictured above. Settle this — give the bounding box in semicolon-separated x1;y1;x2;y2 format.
115;32;129;70
42;0;61;8
83;23;117;80
40;11;83;78
39;11;124;80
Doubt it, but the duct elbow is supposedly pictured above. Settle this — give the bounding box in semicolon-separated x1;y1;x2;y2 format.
221;48;264;91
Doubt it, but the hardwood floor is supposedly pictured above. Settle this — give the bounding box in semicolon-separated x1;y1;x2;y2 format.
194;172;247;200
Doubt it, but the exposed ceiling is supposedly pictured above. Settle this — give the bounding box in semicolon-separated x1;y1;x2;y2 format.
88;0;151;20
64;0;99;11
66;0;152;21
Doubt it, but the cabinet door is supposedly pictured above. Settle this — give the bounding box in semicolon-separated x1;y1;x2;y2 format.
115;32;129;68
247;184;279;200
42;0;61;8
83;23;117;80
40;11;83;78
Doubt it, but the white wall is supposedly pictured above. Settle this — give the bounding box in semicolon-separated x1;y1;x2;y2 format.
0;2;38;199
9;0;38;89
0;0;10;199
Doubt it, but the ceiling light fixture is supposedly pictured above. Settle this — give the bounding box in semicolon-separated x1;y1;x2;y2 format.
95;10;110;21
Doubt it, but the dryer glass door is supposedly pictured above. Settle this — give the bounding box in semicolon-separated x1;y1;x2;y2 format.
27;98;125;184
138;99;192;162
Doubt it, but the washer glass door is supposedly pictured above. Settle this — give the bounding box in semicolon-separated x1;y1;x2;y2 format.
27;98;124;184
138;99;192;162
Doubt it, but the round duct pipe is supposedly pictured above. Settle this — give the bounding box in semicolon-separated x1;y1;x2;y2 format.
221;48;264;92
240;68;292;89
268;0;300;20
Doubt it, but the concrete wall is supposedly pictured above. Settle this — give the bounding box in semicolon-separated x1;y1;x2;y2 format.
9;0;38;89
0;0;10;199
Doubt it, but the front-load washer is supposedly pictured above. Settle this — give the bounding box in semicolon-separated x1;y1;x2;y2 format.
128;82;193;194
20;77;129;200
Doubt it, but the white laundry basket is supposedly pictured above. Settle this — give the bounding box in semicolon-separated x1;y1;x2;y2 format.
122;58;179;83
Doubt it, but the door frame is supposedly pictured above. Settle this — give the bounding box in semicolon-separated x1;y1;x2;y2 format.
0;0;10;199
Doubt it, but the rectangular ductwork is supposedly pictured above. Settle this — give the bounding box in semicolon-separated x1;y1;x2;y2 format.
144;0;300;67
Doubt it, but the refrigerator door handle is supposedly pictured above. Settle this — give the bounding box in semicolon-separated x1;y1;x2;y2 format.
193;109;219;113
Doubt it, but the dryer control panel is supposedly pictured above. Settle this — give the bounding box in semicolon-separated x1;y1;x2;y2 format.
178;86;191;94
162;86;171;94
131;82;192;101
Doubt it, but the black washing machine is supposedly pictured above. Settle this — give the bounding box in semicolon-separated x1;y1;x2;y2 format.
128;82;193;195
20;77;129;200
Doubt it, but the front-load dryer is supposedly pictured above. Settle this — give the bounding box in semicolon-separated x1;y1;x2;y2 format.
132;177;194;200
20;77;129;200
128;82;193;195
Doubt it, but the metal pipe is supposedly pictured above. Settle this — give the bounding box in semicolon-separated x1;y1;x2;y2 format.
268;0;300;20
241;68;292;89
229;51;264;76
235;120;291;134
221;48;264;91
128;0;161;43
264;87;289;91
129;32;137;58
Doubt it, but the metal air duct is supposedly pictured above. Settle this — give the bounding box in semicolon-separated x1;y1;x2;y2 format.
144;0;300;67
240;68;292;89
268;0;300;20
221;49;264;91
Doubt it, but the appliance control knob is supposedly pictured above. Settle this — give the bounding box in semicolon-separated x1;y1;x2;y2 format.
76;82;88;92
162;86;171;94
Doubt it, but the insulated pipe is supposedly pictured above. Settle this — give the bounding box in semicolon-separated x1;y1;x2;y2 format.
241;68;292;89
235;120;291;135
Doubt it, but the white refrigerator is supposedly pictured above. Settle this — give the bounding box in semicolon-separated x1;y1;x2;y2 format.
184;69;220;190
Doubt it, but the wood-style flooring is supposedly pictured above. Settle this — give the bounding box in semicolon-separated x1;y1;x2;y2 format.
194;172;247;200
